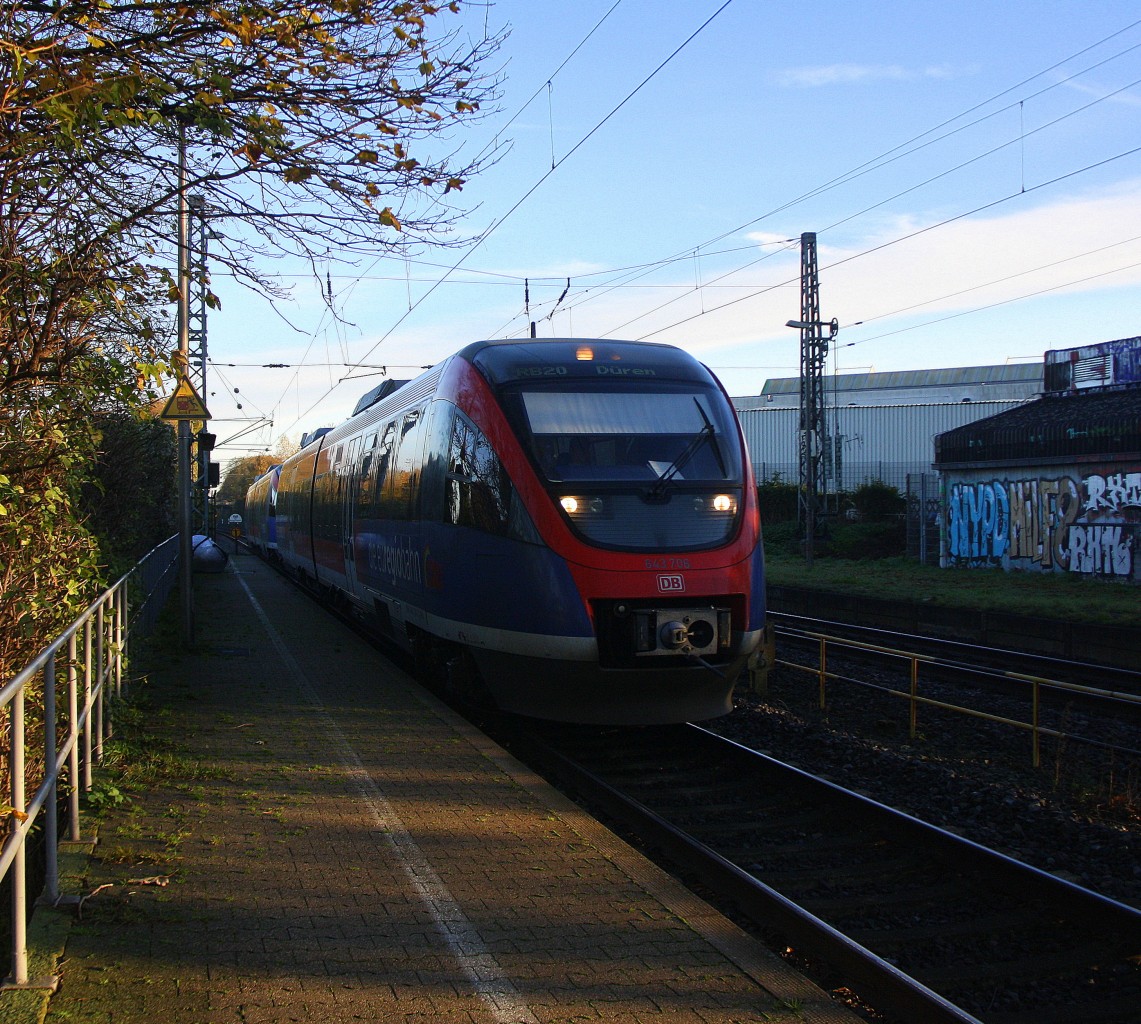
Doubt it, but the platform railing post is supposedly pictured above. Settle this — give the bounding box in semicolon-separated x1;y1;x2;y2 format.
95;604;106;754
83;619;94;792
67;633;81;842
7;690;28;987
114;589;124;698
909;656;919;740
817;637;827;709
1031;680;1041;769
42;653;59;905
120;583;130;681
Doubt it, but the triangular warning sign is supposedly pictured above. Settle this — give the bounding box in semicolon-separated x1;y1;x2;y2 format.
160;375;211;421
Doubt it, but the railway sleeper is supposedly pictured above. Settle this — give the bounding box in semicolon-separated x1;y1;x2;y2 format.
845;909;1045;946
796;877;973;916
918;944;1133;987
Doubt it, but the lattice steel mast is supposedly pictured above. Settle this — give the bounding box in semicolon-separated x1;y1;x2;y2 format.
186;196;214;534
791;231;837;568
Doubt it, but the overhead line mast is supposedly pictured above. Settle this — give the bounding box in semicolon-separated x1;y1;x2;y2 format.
789;231;838;569
187;196;214;534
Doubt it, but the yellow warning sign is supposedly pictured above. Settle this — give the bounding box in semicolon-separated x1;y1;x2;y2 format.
160;375;211;421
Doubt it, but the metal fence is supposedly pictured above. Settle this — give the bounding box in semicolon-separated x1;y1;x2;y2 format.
906;472;941;565
0;535;178;990
772;623;1141;769
754;460;930;497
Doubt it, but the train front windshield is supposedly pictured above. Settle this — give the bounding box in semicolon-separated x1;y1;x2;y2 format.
515;384;745;551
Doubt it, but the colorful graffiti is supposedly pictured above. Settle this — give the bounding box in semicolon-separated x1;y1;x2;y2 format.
947;471;1139;578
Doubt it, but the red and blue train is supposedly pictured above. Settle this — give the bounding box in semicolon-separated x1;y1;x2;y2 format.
244;338;765;724
244;463;280;554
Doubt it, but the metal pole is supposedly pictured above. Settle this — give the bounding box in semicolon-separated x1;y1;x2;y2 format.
113;589;122;697
817;637;827;710
1032;681;1041;769
8;690;27;986
797;233;823;570
83;620;93;792
177;128;194;644
909;656;919;740
67;633;81;842
42;653;59;905
95;605;105;756
188;196;211;533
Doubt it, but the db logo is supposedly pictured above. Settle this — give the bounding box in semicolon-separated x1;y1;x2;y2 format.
658;574;685;593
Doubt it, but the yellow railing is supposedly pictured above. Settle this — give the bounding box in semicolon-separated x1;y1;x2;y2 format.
773;628;1141;769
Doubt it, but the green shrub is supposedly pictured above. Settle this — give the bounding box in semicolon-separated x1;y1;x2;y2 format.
852;480;906;518
761;519;802;556
826;520;907;559
757;476;799;524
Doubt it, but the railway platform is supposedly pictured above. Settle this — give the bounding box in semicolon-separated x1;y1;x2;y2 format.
16;549;862;1024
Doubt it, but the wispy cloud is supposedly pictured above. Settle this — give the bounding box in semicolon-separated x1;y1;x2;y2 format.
775;63;964;88
1062;76;1141;107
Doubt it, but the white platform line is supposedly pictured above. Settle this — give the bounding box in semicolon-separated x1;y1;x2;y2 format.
236;571;539;1024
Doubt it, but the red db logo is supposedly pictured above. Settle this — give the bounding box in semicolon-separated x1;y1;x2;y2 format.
658;574;685;593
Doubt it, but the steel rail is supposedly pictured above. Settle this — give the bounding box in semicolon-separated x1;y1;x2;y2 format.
517;726;984;1024
768;610;1141;688
513;721;1141;1024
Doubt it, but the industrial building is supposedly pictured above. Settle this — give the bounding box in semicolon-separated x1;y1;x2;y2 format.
732;363;1042;493
936;336;1141;580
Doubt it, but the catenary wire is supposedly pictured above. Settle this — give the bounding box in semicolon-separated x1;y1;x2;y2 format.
275;0;739;438
252;11;1141;450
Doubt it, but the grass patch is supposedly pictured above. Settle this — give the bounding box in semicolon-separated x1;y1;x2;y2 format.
766;551;1140;627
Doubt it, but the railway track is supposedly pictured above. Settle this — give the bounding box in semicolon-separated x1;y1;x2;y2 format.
766;611;1141;775
768;610;1141;699
252;546;1140;1020
509;720;1141;1024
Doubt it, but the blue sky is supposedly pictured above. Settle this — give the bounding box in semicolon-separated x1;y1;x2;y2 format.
203;1;1141;461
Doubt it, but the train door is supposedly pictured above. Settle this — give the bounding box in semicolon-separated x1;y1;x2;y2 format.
341;435;362;593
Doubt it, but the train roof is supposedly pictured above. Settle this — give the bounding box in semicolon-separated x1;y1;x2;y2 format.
251;464;282;483
293;339;726;452
461;337;718;387
352;378;413;417
299;426;333;448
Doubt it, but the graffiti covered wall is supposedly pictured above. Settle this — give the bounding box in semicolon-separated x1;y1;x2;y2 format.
943;464;1140;579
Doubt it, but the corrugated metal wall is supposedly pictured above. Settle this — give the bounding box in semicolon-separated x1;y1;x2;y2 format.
738;400;1029;490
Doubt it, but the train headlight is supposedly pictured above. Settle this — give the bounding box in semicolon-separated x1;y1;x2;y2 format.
560;495;605;516
694;494;737;514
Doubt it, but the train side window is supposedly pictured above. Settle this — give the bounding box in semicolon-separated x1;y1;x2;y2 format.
356;431;378;513
417;401;452;523
341;435;361;516
372;422;396;507
446;413;511;535
388;407;425;521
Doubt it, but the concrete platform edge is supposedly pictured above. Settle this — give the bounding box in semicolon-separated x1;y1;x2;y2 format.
414;686;848;1021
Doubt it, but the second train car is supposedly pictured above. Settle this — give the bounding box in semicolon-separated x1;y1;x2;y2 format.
243;463;281;555
260;338;765;724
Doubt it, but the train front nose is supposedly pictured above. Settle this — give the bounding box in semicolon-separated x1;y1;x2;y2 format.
658;616;716;652
596;601;732;663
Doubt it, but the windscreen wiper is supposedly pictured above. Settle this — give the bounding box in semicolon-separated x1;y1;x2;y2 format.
645;399;721;502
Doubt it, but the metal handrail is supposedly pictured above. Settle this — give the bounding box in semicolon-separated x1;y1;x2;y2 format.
774;626;1141;769
0;535;179;990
